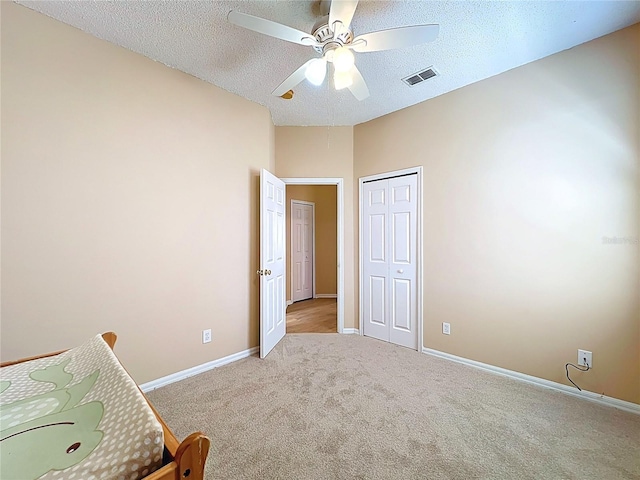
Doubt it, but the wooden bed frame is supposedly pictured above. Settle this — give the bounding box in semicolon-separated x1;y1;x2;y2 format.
0;332;210;480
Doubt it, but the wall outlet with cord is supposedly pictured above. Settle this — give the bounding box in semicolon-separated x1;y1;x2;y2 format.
578;349;592;368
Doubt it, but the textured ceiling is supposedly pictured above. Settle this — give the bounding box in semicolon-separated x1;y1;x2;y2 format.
16;1;640;126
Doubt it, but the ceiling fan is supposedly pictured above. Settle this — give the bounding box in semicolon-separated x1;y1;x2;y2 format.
228;0;439;101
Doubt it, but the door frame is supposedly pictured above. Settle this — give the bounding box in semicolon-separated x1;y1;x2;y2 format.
358;166;424;351
281;177;345;334
290;199;316;302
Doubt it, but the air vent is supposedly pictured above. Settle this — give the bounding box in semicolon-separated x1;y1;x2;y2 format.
402;67;438;87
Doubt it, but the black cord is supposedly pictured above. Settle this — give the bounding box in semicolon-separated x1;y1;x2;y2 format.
565;362;590;391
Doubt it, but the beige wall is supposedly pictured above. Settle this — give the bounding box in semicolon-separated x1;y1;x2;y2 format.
286;185;337;301
354;25;640;403
1;3;274;383
275;127;355;328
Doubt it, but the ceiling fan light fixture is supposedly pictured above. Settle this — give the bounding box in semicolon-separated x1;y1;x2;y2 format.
334;70;353;90
324;49;335;63
333;47;355;72
305;58;327;86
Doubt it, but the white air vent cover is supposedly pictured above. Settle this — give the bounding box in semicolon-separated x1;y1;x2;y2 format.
402;67;438;87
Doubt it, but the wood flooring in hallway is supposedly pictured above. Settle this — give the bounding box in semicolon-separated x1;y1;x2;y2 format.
286;298;337;333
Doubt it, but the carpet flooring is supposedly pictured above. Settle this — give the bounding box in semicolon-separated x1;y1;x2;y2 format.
147;334;640;480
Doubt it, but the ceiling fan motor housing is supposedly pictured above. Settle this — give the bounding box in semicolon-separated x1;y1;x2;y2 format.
311;15;354;54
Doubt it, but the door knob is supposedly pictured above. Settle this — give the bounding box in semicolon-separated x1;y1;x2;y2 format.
266;269;272;275
397;269;404;273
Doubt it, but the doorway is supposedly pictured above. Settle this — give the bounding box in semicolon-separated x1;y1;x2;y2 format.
283;178;345;334
258;171;346;358
286;185;337;333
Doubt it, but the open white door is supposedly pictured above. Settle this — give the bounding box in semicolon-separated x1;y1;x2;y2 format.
259;169;286;358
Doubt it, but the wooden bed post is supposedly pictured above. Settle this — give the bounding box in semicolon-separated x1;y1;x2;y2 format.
101;331;118;350
174;433;211;480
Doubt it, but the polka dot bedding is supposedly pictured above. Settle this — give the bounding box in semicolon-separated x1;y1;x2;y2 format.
0;335;164;480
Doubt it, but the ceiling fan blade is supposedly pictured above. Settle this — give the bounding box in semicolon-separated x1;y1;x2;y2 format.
272;59;316;97
347;65;369;101
329;0;359;33
351;24;439;53
228;11;318;47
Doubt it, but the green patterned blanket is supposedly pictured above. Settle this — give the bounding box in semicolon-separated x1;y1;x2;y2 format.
1;334;164;480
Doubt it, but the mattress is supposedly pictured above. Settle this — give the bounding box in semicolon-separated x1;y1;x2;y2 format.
1;334;164;480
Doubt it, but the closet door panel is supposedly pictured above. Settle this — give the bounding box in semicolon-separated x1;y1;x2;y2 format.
388;175;418;349
362;180;390;342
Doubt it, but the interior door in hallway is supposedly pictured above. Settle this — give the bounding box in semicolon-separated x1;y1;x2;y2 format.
260;169;286;358
362;173;418;350
291;201;314;302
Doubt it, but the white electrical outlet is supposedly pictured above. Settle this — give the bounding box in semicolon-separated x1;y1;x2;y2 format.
578;349;592;368
442;322;451;335
202;329;212;344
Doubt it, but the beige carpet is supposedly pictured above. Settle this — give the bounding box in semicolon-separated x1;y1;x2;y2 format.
147;334;640;480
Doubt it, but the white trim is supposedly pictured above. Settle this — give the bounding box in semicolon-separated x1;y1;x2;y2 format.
315;294;337;299
422;348;640;415
290;199;316;302
140;347;259;393
343;328;360;335
286;300;293;307
358;167;423;351
282;178;345;334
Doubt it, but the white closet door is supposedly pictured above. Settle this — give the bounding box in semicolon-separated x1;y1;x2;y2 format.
388;175;418;349
363;181;390;342
362;174;418;349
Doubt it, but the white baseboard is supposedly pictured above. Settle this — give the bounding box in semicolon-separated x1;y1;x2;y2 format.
140;346;259;393
422;347;640;415
286;300;293;306
314;294;337;299
343;328;360;335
